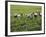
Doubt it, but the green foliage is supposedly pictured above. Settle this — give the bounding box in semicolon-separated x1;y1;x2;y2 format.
10;5;42;32
10;5;41;15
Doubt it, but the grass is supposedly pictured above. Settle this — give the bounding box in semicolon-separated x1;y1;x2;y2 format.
10;5;42;32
